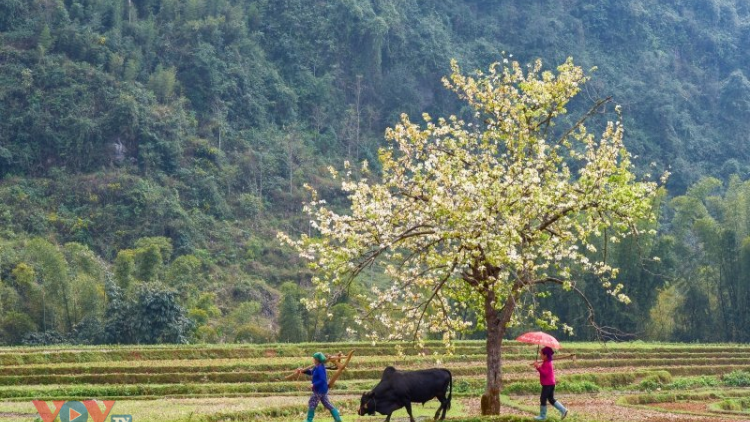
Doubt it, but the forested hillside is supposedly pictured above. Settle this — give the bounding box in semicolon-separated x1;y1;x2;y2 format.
0;0;749;345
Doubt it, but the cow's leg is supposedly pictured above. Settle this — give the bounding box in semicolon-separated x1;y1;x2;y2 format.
433;402;442;420
433;395;445;420
440;399;448;421
384;413;391;422
404;402;415;422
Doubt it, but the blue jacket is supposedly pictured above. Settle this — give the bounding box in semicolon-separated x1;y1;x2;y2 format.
304;364;329;394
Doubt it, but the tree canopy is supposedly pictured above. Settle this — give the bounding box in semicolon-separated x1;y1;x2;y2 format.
283;57;661;414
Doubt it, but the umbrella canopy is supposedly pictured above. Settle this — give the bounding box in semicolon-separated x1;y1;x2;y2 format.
515;331;561;350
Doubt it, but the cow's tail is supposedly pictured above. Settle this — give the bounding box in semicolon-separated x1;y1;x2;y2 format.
446;370;452;411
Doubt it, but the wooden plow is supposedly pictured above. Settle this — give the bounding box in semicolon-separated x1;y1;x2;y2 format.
554;353;577;362
285;350;354;388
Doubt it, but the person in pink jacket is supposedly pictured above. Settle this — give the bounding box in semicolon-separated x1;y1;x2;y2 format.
531;346;568;420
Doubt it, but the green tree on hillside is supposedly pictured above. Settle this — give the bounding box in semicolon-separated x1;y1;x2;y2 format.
0;311;37;344
278;293;305;343
114;250;136;290
321;302;357;342
25;239;73;333
105;282;193;344
282;57;660;414
659;176;750;342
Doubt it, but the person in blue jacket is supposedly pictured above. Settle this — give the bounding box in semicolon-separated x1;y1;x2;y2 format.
296;352;342;422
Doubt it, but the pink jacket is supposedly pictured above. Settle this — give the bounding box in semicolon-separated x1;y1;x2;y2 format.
536;360;556;386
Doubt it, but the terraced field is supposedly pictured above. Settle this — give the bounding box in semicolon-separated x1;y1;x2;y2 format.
0;342;748;422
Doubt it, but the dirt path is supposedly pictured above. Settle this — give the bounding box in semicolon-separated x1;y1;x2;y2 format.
508;394;750;422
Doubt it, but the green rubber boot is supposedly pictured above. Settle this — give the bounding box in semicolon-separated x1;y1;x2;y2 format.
330;408;342;422
305;408;315;422
534;405;547;421
553;401;568;420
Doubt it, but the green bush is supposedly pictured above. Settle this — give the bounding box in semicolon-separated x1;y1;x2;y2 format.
637;371;673;390
233;325;275;344
503;380;538;395
449;379;470;394
1;312;38;344
563;380;601;393
723;370;750;387
715;399;744;412
638;377;660;391
665;376;719;390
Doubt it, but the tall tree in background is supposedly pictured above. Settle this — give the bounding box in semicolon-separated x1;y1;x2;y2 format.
663;176;750;342
278;293;306;342
282;57;660;414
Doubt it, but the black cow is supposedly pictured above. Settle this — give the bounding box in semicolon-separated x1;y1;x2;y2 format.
358;367;452;422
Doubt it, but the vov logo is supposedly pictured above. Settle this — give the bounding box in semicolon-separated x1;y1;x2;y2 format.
32;400;131;422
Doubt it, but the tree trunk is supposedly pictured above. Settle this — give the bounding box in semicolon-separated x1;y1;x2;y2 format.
481;306;502;414
481;291;517;415
481;289;503;414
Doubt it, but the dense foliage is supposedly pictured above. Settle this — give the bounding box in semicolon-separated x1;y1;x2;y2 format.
0;0;749;344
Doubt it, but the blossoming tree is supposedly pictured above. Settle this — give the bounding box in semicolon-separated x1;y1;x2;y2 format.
280;57;660;414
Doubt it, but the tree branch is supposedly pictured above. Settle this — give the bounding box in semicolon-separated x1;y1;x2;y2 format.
555;96;612;146
536;201;599;234
534;277;635;342
411;260;460;340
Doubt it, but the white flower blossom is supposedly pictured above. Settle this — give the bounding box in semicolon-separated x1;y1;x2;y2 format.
279;56;659;377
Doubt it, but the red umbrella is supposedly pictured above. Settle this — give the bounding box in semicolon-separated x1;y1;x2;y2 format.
515;331;561;350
